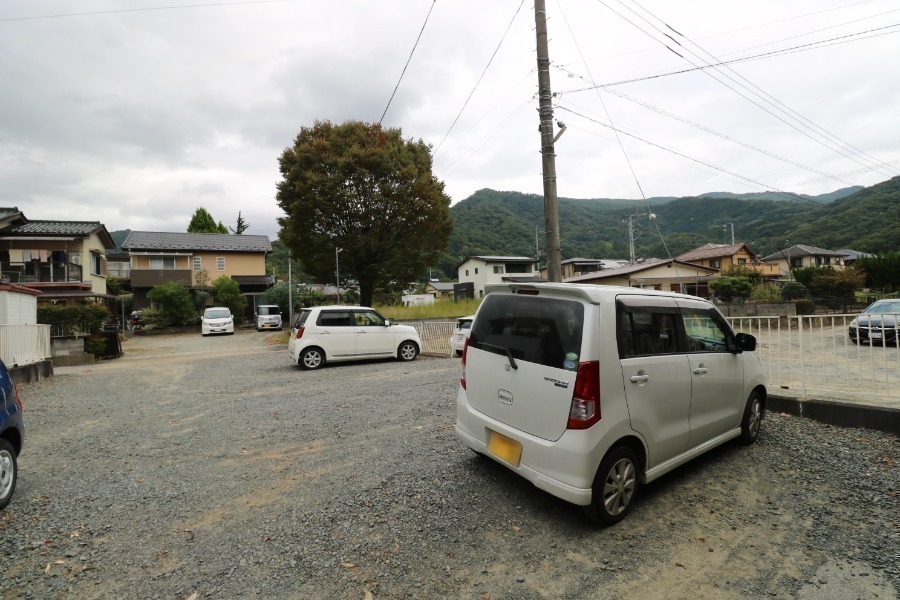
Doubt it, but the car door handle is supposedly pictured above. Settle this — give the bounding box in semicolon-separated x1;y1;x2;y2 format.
630;375;649;383
692;367;708;375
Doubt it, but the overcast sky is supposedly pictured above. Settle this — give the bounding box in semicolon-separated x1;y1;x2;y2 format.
2;0;898;240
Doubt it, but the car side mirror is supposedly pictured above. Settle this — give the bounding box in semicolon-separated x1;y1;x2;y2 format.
731;332;756;353
384;319;391;326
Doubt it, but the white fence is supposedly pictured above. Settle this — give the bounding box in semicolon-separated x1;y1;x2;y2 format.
0;324;52;367
729;314;899;401
415;316;900;401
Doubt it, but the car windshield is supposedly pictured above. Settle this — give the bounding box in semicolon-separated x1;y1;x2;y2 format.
864;301;900;314
205;309;231;319
258;306;281;316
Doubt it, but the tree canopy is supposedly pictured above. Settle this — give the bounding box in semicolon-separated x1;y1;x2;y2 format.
188;208;228;234
276;120;452;306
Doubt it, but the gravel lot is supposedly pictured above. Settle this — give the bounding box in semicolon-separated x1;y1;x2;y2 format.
1;330;898;599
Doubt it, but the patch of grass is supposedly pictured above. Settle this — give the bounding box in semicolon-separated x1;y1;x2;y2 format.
266;330;292;345
377;298;482;321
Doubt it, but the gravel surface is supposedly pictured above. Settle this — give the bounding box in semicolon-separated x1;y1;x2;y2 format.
1;331;898;599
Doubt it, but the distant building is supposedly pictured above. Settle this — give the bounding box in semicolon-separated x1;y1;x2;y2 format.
760;244;847;277
539;257;629;280
677;242;780;279
565;259;720;298
456;256;543;298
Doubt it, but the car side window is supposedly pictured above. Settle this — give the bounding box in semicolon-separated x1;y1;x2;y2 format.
679;308;729;352
318;310;354;327
617;308;679;357
354;310;385;327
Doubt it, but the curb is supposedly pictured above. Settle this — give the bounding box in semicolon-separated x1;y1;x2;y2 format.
768;394;900;435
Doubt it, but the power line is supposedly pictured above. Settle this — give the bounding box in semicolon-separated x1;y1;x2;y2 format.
556;103;823;204
554;65;857;188
0;0;295;22
626;0;900;178
432;0;526;155
380;0;437;125
591;0;899;178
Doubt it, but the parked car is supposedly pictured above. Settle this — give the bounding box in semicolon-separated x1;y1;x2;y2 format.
449;315;475;357
288;306;421;370
201;307;235;336
848;299;900;345
455;283;765;525
255;305;283;332
0;359;24;510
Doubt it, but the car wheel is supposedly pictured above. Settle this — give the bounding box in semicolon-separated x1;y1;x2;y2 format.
849;336;858;344
397;341;418;362
0;438;18;510
300;347;325;370
584;446;639;526
740;390;763;445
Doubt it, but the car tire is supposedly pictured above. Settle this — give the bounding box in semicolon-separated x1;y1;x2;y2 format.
0;438;18;510
849;336;858;344
300;347;325;370
739;390;763;445
397;341;418;362
584;446;639;526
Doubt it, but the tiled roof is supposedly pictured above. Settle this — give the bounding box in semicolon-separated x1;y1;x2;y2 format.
564;259;718;282
122;231;272;253
677;243;754;262
455;255;537;269
1;220;105;236
0;207;23;222
761;244;847;261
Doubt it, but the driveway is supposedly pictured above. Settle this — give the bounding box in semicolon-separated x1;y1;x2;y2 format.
1;331;897;599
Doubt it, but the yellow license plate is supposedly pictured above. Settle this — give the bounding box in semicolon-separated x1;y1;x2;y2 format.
488;431;522;466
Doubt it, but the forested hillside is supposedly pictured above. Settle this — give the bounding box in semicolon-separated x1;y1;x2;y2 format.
437;178;897;278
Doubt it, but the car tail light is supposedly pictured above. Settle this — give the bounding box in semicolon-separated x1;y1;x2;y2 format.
13;383;22;410
460;338;470;390
295;326;305;339
567;361;600;430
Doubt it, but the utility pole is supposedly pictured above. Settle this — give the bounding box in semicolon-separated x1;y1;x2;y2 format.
628;214;636;265
288;250;293;326
723;222;735;245
534;0;561;283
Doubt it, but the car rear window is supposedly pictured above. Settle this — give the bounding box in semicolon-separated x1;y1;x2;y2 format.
470;294;584;369
204;309;231;319
295;310;312;328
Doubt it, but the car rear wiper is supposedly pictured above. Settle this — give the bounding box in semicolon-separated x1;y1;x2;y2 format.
480;342;518;370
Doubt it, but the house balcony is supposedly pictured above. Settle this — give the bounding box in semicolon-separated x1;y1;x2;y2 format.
130;269;192;288
1;261;84;284
749;263;782;278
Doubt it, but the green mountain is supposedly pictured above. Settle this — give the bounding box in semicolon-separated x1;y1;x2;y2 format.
438;179;897;277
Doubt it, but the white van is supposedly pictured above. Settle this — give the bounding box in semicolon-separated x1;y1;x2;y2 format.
255;305;283;331
455;283;766;525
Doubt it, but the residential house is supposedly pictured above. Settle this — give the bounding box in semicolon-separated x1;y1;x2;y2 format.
456;256;543;298
760;244;847;277
565;259;720;298
539;257;629;280
424;281;455;300
835;249;873;266
122;231;273;318
0;207;116;307
677;243;780;279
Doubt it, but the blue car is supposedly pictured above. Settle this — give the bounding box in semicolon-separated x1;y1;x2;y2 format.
0;359;24;509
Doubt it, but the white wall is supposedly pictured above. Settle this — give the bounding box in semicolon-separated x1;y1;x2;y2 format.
0;290;38;324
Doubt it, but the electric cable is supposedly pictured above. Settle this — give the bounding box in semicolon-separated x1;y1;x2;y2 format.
380;0;437;125
432;0;526;155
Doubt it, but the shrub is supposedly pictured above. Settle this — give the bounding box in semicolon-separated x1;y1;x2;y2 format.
795;300;816;315
212;276;247;324
37;304;109;335
147;281;196;326
780;282;809;301
709;276;753;303
84;336;107;358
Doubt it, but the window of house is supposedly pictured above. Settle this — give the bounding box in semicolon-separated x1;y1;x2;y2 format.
193;257;202;271
791;257;803;268
91;253;105;277
216;257;225;271
474;268;479;275
505;263;531;274
737;258;747;265
709;259;721;269
493;265;504;274
465;269;469;276
149;257;175;269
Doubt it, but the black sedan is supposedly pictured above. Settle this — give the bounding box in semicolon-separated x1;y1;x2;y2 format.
848;299;900;345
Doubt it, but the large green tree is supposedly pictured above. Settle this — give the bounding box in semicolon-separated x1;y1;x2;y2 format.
276;120;453;307
188;208;228;234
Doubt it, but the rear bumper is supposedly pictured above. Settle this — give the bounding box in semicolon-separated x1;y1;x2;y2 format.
455;387;603;507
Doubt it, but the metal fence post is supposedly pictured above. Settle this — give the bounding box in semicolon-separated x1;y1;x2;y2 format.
798;315;806;398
